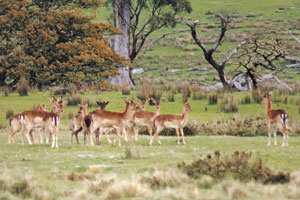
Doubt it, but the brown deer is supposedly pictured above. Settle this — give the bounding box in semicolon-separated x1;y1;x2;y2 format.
132;98;163;141
18;98;67;148
84;100;140;146
71;101;111;145
260;93;289;147
137;99;149;111
151;102;192;146
70;104;88;145
8;98;58;145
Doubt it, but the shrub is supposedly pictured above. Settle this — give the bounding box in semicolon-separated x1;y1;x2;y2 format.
178;151;290;184
67;93;81;106
6;109;14;119
82;98;97;107
220;96;238;113
18;77;29;96
10;178;32;198
208;93;218;105
136;79;151;100
121;84;131;95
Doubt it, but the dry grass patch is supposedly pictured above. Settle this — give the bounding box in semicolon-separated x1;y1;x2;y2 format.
104;180;147;200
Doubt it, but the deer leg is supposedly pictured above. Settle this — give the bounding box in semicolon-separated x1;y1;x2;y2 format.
273;130;277;146
151;126;163;146
40;128;44;144
55;129;58;148
134;126;139;141
180;127;186;145
123;127;128;142
115;127;122;147
147;126;153;142
267;124;271;146
176;128;180;144
95;129;100;145
105;129;112;144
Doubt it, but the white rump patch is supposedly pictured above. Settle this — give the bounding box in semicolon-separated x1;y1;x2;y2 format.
19;115;24;122
52;117;55;125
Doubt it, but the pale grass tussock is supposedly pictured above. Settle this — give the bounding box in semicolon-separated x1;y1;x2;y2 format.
141;169;190;189
103;180;147;200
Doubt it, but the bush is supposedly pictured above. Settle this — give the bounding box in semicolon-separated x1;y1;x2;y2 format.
178;151;290;184
208;93;218;105
18;77;29;96
220;96;238;113
67;93;82;106
6;109;14;119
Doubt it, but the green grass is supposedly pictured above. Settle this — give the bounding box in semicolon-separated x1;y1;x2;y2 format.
1;131;300;199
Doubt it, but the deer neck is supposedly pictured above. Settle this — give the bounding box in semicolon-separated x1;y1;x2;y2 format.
266;96;272;113
181;108;189;122
82;108;87;117
154;107;160;116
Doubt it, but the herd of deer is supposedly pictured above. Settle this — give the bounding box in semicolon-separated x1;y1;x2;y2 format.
8;92;289;148
8;97;192;148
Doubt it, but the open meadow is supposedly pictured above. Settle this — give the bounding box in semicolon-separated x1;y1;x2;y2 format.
1;91;300;199
1;0;300;199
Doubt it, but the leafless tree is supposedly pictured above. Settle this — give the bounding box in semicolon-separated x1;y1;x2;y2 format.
186;12;245;90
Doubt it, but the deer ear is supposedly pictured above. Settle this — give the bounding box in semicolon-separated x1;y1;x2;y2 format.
105;101;109;105
96;101;101;105
63;101;68;106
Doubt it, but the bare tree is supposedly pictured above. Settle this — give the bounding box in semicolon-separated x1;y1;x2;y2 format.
237;36;293;90
186;12;245;90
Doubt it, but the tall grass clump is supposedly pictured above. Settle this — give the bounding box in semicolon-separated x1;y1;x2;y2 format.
6;109;14;119
167;85;176;102
18;77;29;96
136;78;151;100
252;89;263;103
67;93;82;106
241;94;251;104
3;86;10;96
192;85;207;100
178;151;290;184
220;96;238;113
208;93;218;105
121;83;131;95
181;82;191;103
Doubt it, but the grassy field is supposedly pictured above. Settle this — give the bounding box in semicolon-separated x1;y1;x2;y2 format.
1;132;300;199
1;91;300;199
1;0;300;199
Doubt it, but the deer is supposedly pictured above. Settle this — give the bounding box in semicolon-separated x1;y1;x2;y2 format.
131;98;163;141
70;104;88;145
71;100;111;145
84;100;140;146
34;104;50;144
18;98;67;148
8;98;59;145
137;99;149;111
259;93;289;147
151;102;192;146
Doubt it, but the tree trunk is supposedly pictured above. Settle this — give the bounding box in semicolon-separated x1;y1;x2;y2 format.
109;0;135;87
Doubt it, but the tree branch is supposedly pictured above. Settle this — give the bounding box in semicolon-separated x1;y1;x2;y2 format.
186;21;208;54
153;29;190;43
287;29;300;45
222;41;246;66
